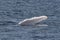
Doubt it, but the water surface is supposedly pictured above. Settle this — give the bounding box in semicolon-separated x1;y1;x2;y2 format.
0;0;60;40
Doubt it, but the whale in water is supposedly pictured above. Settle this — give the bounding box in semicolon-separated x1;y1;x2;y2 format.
18;16;48;26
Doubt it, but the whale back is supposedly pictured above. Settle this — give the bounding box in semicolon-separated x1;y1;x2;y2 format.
18;16;48;26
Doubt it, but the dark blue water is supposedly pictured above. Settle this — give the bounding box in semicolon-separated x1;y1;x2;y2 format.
0;0;60;40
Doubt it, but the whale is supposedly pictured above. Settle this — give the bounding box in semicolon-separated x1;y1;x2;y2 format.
18;16;48;26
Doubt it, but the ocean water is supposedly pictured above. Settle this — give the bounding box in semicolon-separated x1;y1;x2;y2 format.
0;0;60;40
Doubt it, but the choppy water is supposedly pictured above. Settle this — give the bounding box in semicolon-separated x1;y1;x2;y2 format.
0;0;60;40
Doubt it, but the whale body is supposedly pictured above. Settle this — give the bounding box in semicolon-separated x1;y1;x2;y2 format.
18;16;48;26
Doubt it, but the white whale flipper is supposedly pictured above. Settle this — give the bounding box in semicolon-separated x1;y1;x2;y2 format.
18;16;48;26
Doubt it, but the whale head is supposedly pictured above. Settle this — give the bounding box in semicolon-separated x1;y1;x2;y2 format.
38;16;48;20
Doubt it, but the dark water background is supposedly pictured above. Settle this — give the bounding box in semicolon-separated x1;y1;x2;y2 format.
0;0;60;40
